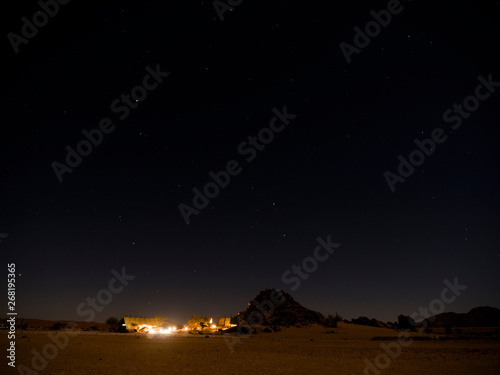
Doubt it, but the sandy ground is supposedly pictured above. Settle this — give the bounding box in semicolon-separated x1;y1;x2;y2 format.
4;323;500;374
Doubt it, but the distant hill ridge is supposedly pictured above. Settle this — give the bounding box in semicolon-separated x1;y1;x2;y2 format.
423;306;500;328
236;290;500;330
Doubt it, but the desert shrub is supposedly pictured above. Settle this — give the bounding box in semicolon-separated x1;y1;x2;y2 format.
445;324;452;336
106;317;119;327
50;322;66;330
325;314;339;328
188;315;210;328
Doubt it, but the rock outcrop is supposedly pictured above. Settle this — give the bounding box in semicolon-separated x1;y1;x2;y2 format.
234;288;326;328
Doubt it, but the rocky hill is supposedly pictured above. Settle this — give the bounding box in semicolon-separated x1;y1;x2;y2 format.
234;289;326;328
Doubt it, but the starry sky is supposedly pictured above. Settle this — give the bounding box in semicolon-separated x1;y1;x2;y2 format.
1;0;499;325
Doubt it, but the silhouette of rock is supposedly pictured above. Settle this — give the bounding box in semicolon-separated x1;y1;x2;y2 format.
398;315;416;331
423;306;500;328
234;288;326;328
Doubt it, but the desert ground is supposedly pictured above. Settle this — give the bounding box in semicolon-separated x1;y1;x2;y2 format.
5;323;500;374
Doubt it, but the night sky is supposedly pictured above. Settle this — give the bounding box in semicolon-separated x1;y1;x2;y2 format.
1;0;499;325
